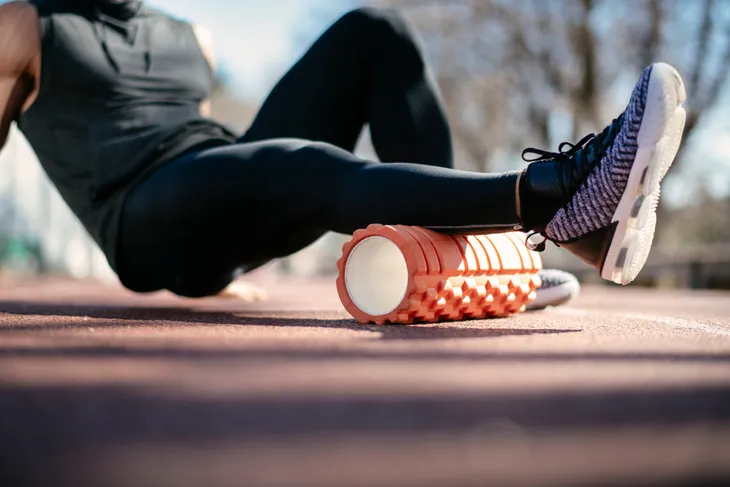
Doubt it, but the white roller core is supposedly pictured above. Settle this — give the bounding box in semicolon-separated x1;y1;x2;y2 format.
344;236;409;316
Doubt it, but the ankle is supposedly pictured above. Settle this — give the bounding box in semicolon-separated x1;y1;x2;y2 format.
518;167;562;231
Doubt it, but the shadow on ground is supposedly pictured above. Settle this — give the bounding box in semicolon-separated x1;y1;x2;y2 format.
1;380;729;487
0;299;578;340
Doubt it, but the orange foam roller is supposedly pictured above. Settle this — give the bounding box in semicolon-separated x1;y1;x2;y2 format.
336;225;543;325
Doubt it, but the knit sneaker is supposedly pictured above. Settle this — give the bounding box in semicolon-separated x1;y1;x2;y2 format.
526;269;580;311
519;63;686;285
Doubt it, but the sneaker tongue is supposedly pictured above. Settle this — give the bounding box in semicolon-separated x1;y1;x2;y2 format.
521;112;627;224
599;113;625;145
571;115;625;189
525;161;569;200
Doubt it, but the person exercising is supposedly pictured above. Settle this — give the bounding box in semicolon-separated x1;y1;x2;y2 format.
0;0;686;299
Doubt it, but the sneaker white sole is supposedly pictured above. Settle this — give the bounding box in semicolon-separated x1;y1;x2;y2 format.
601;63;687;285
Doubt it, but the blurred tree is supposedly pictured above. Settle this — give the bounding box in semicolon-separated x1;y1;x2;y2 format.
661;194;730;247
372;0;730;173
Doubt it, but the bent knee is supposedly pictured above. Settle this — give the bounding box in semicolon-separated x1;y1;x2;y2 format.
336;7;420;49
340;6;407;28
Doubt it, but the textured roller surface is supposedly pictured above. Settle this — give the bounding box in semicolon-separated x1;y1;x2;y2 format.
337;225;542;324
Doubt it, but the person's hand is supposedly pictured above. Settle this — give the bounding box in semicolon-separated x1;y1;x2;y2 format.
217;279;268;302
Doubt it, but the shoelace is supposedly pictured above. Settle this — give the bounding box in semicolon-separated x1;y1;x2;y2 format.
518;114;625;253
520;133;597;164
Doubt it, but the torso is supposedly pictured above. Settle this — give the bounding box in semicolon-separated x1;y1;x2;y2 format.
12;0;236;271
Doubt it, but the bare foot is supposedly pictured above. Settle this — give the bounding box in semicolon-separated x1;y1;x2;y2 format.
217;280;268;302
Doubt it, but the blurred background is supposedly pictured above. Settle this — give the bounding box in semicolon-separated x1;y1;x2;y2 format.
0;0;729;289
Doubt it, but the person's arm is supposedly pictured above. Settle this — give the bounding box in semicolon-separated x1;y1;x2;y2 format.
0;1;41;151
193;24;216;118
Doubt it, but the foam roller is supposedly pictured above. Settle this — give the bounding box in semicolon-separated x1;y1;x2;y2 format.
336;225;543;325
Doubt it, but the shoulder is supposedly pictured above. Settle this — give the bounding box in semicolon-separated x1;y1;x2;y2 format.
192;24;216;71
0;2;41;58
191;24;214;49
146;7;206;40
144;6;191;29
142;7;215;69
0;1;39;19
19;0;61;17
144;7;213;50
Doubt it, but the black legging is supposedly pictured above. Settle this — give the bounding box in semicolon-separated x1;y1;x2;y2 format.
118;8;520;297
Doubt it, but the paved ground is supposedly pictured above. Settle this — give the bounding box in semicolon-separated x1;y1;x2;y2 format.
1;274;729;487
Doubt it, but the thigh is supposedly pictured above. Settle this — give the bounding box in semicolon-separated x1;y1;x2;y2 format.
118;139;367;295
241;10;377;148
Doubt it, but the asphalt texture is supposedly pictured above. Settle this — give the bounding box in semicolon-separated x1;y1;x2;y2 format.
1;274;729;487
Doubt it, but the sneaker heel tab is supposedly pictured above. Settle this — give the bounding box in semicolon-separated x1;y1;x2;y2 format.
525;232;547;252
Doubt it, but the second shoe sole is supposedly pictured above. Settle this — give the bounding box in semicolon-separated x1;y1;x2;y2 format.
601;63;687;285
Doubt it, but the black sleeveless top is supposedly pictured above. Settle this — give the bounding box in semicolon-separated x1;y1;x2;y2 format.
18;0;237;273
